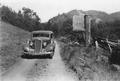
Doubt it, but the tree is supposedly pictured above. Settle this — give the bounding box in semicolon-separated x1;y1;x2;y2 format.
62;19;73;35
91;19;109;39
22;7;40;31
1;6;41;31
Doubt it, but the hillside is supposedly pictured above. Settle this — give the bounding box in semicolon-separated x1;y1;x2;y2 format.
48;9;120;39
48;10;84;25
110;12;120;21
85;10;112;22
48;9;120;24
0;21;30;73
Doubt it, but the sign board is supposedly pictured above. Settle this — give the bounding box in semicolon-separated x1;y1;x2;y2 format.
73;14;85;31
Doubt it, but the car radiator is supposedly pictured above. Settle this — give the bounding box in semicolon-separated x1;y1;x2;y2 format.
35;39;41;54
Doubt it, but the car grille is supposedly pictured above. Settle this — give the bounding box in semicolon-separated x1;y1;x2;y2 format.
34;39;41;53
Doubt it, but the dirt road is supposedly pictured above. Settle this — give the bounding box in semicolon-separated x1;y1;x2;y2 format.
2;42;79;81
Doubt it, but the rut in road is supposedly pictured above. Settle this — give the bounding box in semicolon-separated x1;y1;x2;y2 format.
2;42;79;81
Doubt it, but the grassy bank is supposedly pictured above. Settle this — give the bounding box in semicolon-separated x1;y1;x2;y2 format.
59;41;120;81
0;21;30;73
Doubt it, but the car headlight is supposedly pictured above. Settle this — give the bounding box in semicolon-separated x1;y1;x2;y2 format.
42;42;48;48
43;42;47;46
23;47;30;52
50;46;54;50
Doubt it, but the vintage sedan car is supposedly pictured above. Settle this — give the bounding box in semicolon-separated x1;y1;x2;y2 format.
22;30;55;59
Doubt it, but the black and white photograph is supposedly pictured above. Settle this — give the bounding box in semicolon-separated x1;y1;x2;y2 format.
0;0;120;81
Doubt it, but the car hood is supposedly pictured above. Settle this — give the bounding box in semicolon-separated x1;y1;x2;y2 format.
32;37;50;40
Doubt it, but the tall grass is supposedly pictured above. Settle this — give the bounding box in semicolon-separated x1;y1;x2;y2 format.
0;21;30;73
60;42;120;81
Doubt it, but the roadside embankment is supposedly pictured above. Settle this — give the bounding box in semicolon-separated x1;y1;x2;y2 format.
0;21;30;74
59;41;120;81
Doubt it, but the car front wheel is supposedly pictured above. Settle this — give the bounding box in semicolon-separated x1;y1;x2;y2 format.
49;52;54;59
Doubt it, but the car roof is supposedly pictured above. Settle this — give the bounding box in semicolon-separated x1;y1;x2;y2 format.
32;37;50;40
32;30;53;34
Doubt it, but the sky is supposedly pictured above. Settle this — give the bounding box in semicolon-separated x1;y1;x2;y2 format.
1;0;120;22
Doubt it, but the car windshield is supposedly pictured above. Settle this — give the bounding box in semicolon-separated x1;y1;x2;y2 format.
33;33;49;37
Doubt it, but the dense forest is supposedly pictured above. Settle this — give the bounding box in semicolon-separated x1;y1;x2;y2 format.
1;5;120;40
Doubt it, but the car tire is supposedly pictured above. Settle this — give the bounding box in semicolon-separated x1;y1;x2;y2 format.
21;54;28;58
21;54;32;59
49;53;54;59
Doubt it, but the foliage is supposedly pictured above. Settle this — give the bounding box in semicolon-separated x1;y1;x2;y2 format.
91;18;120;40
47;14;73;36
1;6;120;39
61;19;73;35
60;42;120;81
91;19;108;38
106;20;120;40
1;6;41;31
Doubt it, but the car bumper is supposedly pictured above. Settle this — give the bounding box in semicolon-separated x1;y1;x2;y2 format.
23;51;54;55
22;51;54;59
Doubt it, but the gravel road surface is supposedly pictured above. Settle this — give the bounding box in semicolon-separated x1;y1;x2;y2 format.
2;42;79;81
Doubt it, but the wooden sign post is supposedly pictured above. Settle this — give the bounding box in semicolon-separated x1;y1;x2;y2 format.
73;13;92;46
